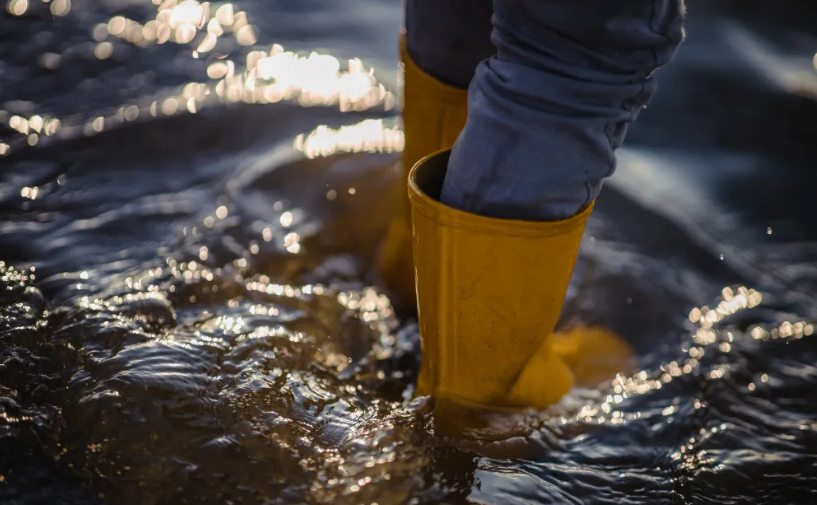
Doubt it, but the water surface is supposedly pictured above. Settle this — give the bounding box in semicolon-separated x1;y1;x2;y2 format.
2;0;817;503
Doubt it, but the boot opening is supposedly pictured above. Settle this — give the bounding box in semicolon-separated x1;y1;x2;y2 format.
412;150;449;201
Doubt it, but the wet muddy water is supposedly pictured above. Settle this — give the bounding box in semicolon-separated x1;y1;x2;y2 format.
2;0;817;503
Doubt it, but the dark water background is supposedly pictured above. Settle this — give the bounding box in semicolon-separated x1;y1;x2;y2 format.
2;0;817;503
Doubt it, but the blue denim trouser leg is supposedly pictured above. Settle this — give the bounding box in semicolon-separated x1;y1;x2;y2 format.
405;0;494;89
405;0;686;220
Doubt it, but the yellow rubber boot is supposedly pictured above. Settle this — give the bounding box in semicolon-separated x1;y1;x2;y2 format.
409;150;599;410
552;325;636;388
377;35;468;309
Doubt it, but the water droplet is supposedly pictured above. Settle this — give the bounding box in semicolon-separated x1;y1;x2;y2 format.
124;106;139;121
93;23;109;42
174;23;197;44
279;212;293;227
7;0;28;17
50;0;71;17
108;16;127;36
161;98;179;115
284;232;300;254
197;33;217;53
215;4;234;26
92;117;105;133
94;42;114;60
236;25;257;46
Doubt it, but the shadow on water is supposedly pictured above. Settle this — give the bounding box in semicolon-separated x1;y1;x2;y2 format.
2;0;817;504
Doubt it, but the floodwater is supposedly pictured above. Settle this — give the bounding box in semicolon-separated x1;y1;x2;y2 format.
2;0;817;503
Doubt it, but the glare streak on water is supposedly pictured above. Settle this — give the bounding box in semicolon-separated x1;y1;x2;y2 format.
0;0;396;156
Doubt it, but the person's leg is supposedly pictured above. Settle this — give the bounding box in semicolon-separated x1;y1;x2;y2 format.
399;0;494;181
377;0;493;309
441;0;686;220
409;0;685;411
404;0;494;89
